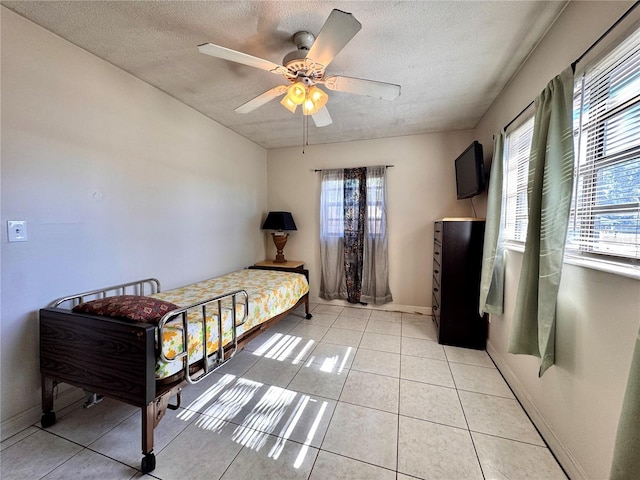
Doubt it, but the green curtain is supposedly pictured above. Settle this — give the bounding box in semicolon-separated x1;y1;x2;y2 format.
479;131;506;316
610;327;640;479
508;67;574;377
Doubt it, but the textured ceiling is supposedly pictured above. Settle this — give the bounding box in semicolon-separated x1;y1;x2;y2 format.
1;1;567;149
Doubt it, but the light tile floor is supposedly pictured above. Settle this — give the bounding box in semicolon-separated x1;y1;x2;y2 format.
1;304;568;480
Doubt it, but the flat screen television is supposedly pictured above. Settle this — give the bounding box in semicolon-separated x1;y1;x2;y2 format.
454;141;485;199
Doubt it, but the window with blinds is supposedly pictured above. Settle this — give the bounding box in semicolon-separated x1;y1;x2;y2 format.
503;116;535;244
502;26;640;270
320;170;386;238
568;26;640;263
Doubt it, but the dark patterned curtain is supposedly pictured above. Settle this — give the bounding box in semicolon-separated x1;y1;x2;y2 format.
343;167;366;303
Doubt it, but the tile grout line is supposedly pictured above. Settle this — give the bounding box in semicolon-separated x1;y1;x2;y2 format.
484;350;571;479
301;330;360;480
445;346;487;480
396;334;403;477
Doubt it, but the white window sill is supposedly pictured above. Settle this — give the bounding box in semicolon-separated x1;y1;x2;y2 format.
563;254;640;280
503;243;640;280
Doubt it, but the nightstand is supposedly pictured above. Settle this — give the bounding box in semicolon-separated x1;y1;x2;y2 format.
254;260;304;269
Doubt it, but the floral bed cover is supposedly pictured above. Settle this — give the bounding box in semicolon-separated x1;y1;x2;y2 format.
151;269;308;379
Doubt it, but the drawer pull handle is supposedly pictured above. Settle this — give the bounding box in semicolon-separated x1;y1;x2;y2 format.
433;288;439;293
434;251;440;255
434;269;439;274
433;305;438;311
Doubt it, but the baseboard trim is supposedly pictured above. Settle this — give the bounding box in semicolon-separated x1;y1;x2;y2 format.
1;385;84;442
309;296;430;316
486;341;589;480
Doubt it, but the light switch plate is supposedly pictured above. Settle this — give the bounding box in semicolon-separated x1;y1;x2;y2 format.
7;221;28;242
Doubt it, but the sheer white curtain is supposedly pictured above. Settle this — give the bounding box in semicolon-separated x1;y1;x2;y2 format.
361;166;393;304
319;169;345;300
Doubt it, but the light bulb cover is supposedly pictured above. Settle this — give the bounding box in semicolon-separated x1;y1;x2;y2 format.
302;98;319;115
280;96;297;113
308;86;328;109
286;82;306;105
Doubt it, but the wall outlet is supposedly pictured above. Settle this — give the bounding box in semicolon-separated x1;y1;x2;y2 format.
7;221;28;242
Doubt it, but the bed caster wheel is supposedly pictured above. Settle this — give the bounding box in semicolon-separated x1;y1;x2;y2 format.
305;313;313;319
41;411;56;428
141;453;156;473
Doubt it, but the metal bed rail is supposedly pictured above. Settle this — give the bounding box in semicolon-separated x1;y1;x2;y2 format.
50;278;161;309
157;289;249;384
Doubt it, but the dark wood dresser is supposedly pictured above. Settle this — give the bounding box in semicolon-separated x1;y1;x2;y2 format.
432;218;487;349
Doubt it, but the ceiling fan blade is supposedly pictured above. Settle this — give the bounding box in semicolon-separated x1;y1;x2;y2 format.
234;85;289;114
198;43;287;75
306;9;362;68
312;107;333;127
323;75;401;100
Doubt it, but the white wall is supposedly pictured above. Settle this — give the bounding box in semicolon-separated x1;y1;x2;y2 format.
4;3;640;478
0;9;267;435
266;131;478;311
474;2;640;479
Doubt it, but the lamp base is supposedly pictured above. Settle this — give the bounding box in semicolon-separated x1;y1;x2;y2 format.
271;233;289;264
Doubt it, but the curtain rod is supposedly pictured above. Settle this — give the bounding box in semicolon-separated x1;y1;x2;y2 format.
571;1;639;71
503;100;534;133
314;165;394;172
502;1;638;133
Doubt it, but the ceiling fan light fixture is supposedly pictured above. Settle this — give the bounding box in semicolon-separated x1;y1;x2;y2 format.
199;9;399;127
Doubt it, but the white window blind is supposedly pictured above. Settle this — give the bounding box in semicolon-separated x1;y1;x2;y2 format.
503;116;535;244
568;26;640;264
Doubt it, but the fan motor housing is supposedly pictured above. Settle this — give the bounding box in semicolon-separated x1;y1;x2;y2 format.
282;31;324;82
282;31;313;65
282;48;307;67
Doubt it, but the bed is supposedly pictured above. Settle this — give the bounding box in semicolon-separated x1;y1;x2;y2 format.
38;266;311;473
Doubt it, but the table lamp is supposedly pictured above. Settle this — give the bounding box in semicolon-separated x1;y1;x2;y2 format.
261;211;297;263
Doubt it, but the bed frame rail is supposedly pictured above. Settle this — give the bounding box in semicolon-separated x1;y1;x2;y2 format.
157;289;249;384
51;278;161;309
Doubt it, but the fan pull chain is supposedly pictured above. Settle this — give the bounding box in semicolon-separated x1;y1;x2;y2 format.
302;113;309;154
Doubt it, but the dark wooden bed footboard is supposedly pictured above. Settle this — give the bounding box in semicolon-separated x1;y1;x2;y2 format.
39;307;164;472
40;308;157;408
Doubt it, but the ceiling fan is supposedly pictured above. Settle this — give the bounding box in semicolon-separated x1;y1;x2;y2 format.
198;9;401;127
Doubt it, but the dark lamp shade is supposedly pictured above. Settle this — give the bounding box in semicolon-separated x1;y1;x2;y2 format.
261;211;297;231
